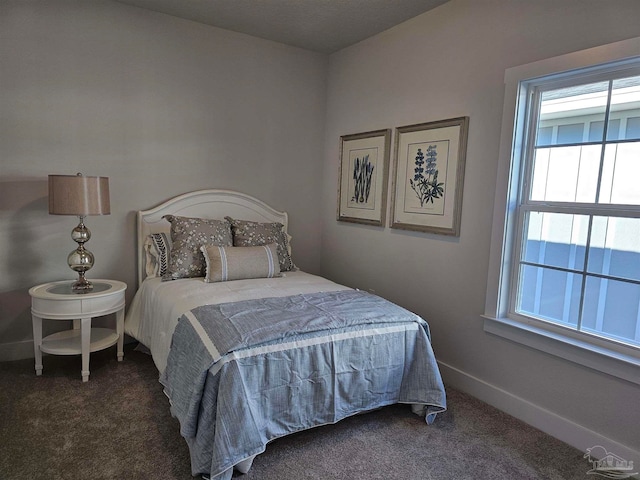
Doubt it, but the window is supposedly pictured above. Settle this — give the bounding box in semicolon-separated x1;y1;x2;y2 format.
484;38;640;384
518;72;640;347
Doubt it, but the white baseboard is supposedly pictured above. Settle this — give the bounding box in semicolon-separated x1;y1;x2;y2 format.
438;360;640;470
0;340;35;362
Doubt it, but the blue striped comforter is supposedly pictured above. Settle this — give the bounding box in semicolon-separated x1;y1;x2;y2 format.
160;289;446;479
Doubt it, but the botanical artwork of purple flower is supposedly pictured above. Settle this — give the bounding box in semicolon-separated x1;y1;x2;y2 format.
352;154;374;203
409;145;444;206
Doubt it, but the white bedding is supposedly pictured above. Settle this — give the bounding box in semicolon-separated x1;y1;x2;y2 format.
124;271;351;373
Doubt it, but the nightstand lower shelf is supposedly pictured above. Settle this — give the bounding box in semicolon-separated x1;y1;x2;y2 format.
41;328;119;356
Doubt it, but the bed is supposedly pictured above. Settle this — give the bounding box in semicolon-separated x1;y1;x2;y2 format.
124;189;446;480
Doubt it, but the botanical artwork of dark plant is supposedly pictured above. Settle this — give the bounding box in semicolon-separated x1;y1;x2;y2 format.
352;154;374;204
409;145;444;206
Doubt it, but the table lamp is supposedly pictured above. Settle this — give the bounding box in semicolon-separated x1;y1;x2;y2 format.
48;173;110;293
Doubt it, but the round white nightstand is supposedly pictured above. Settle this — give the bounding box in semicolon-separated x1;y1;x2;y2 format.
29;279;127;382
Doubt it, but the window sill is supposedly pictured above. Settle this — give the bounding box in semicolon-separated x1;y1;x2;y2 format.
482;315;640;386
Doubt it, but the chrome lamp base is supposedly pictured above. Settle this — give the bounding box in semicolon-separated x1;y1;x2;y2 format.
68;217;95;294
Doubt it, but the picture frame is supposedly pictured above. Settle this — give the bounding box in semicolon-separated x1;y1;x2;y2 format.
337;128;391;226
390;117;469;236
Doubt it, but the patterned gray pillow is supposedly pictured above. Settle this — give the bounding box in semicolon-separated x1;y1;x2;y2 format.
225;217;296;272
162;215;233;280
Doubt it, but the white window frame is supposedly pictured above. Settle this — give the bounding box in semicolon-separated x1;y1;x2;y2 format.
484;37;640;386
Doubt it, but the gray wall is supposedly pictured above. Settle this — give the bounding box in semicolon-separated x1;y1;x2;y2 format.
0;0;327;356
321;0;640;458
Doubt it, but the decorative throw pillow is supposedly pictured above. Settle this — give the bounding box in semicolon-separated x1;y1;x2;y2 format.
225;217;296;272
162;215;233;280
200;243;281;283
143;233;171;278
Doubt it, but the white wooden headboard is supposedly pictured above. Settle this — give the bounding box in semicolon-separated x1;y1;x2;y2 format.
136;189;288;287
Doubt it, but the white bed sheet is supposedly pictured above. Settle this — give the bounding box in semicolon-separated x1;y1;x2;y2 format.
124;271;351;374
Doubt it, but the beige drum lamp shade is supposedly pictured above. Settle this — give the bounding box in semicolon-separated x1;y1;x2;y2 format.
48;174;110;216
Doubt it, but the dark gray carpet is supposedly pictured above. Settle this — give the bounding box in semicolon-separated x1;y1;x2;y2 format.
0;345;592;479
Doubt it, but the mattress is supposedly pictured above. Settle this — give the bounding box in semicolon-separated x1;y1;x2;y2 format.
124;271;351;373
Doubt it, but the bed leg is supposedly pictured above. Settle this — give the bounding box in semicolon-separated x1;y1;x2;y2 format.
235;455;256;474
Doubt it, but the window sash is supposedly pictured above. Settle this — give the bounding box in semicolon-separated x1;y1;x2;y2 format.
511;208;640;341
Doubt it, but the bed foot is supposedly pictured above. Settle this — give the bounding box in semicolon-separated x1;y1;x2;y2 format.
235;455;256;474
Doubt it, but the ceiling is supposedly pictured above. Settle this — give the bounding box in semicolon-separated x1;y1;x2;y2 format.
114;0;450;54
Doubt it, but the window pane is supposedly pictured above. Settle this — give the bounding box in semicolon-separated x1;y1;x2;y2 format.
582;276;640;347
530;145;600;202
523;212;588;270
517;265;581;327
588;216;640;282
598;142;640;205
538;81;608;147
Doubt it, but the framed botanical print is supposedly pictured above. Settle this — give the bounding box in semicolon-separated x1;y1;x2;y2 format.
337;129;391;226
390;117;469;236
